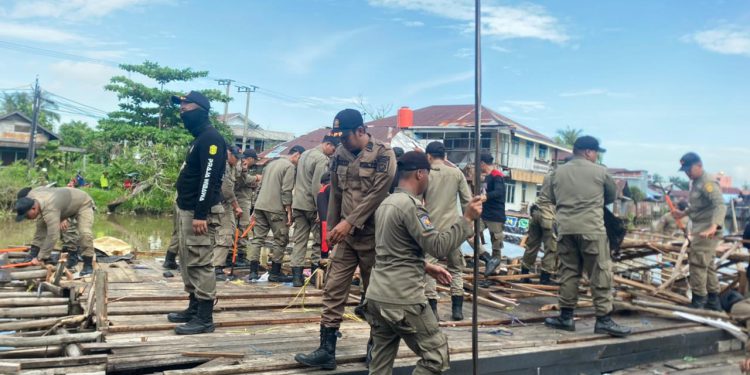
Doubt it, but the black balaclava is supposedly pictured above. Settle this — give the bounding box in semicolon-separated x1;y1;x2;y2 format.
180;108;210;137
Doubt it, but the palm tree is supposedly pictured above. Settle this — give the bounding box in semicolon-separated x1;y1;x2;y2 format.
554;126;583;147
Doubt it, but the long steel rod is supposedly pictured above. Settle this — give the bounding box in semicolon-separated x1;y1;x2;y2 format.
472;0;482;373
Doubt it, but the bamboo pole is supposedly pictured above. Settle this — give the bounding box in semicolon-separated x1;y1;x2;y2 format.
0;305;68;319
0;298;69;307
0;315;86;332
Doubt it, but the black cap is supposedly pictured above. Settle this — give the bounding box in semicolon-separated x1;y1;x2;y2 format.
289;145;305;155
331;109;364;135
171;91;210;111
677;200;688;211
322;135;340;146
425;141;446;157
480;153;494;165
16;187;31;199
397;151;431;171
15;197;34;222
242;148;258;159
679;152;701;172
573;135;606;152
392;147;405;158
228;145;241;159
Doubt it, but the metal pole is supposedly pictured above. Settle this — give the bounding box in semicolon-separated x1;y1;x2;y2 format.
217;79;233;125
472;0;482;374
27;76;41;166
237;86;257;150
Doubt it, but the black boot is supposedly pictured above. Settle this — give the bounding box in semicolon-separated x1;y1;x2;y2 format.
292;266;304;287
690;294;707;309
168;293;198;323
233;253;251;268
594;315;631;337
294;325;340;370
310;262;320;279
354;294;366;319
544;307;575;331
484;255;502;277
80;256;94;276
429;298;439;320
245;261;260;281
451;295;464;321
163;251;179;270
215;267;227;281
520;267;531;283
540;271;554;285
705;292;722;311
174;298;215;335
268;262;293;283
478;252;491;265
23;245;40;262
64;248;79;270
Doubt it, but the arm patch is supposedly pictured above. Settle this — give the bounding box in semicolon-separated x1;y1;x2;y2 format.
419;213;435;231
376;156;390;173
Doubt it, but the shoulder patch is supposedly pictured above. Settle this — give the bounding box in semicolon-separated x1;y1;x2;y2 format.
705;183;714;193
209;145;218;155
418;213;435;231
376;156;390;173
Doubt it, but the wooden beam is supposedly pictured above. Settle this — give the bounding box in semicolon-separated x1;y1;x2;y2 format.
181;352;246;359
0;297;69;307
0;305;68;318
94;270;108;332
0;315;86;332
0;331;101;347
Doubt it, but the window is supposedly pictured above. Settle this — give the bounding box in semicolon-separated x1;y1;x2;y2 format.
525;142;533;158
521;183;527;203
538;145;548;160
506;183;516;203
511;139;520;155
14;124;30;133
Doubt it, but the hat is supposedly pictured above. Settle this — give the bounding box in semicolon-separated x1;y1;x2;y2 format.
678;152;701;172
228;145;241;159
16;187;31;199
242;148;258;159
425;141;446;157
392;147;405;158
331;109;364;135
676;200;688;211
15;197;34;222
573;136;606;152
170;91;210;111
289;145;305;155
480;153;494;165
322;135;340;146
397;151;431;171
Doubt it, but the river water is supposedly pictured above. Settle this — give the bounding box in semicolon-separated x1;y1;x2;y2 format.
2;214;174;253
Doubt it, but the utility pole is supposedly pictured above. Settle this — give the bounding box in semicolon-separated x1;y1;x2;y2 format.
216;79;233;125
27;76;41;166
472;1;482;374
237;85;257;150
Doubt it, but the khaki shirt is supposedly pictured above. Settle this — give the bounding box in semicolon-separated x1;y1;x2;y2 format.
367;188;473;305
424;159;471;232
543;156;617;235
653;212;689;236
234;163;257;203
292;145;329;212
254;157;295;214
685;173;726;232
535;173;555;221
328;136;396;250
220;161;237;206
28;187;93;254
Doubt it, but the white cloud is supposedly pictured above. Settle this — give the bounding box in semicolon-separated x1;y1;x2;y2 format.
683;25;750;57
7;0;158;20
454;47;472;58
502;100;546;113
281;28;369;74
369;0;568;43
0;21;86;43
402;70;473;96
559;88;631;98
392;18;425;27
490;45;510;53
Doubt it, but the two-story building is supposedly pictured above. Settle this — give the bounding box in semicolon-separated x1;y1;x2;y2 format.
216;113;295;152
0;111;59;165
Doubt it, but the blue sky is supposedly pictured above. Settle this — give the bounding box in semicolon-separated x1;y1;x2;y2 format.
0;0;748;185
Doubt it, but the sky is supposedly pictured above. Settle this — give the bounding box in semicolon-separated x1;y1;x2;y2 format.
0;0;748;185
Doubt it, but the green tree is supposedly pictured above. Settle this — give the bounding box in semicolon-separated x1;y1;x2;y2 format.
553;126;583;147
1;92;60;129
58;120;95;148
629;186;646;202
651;173;664;184
669;176;690;190
102;60;230;129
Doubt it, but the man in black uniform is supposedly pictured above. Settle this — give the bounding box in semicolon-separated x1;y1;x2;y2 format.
166;91;227;335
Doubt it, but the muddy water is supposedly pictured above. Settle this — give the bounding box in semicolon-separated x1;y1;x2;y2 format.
2;214;174;253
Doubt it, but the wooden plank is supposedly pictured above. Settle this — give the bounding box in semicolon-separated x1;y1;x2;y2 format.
0;305;68;318
0;331;101;347
94;270;108;332
0;315;86;332
181;352;246;359
0;297;69;307
0;362;20;373
18;354;107;370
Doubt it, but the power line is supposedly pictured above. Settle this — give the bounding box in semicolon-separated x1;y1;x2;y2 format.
0;39;121;66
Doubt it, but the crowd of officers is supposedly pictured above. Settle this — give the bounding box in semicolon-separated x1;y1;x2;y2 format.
11;89;730;374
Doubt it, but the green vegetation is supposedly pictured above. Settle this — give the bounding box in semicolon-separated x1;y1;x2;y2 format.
1;61;235;216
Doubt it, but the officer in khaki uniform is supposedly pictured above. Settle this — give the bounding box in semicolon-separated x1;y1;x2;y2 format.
232;148;261;267
521;172;558;284
543;136;631;337
290;135;339;286
162;203;181;270
166;91;227;335
365;151;483;374
212;146;243;281
247;145;304;282
653;200;688;240
422;142;472;321
295;109;396;370
15;186;96;276
673;152;727;310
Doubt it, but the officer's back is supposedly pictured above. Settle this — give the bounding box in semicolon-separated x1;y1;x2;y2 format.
552;155;616;235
